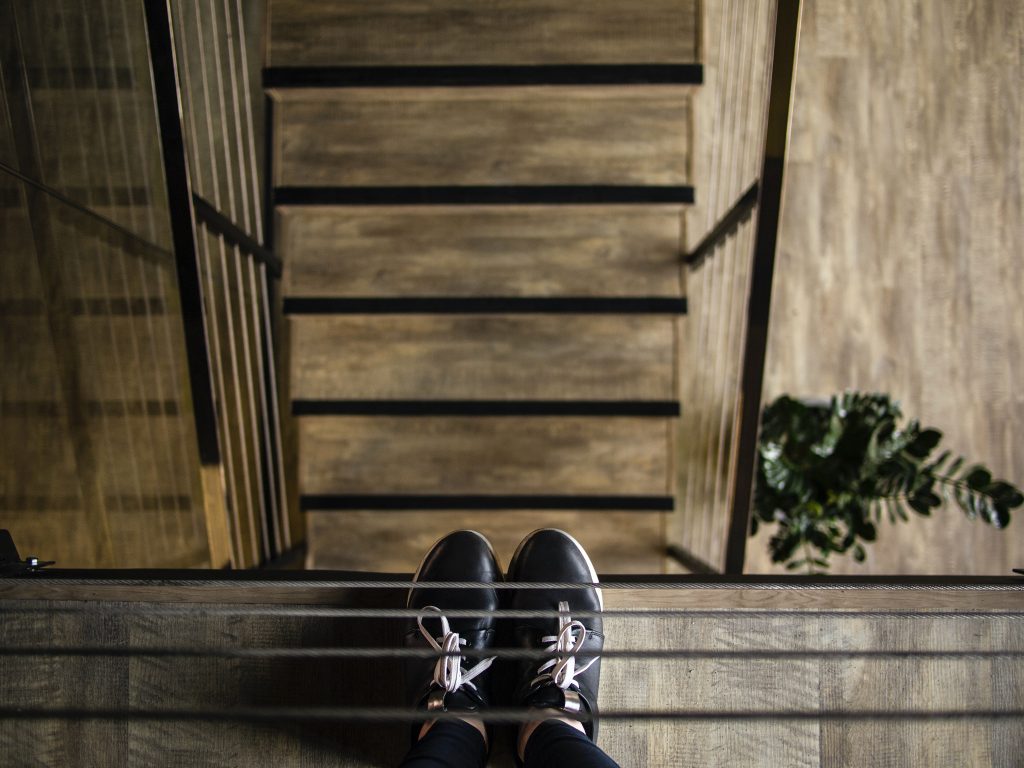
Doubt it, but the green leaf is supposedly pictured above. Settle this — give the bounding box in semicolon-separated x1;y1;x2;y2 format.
907;495;932;516
965;466;992;491
750;516;759;536
860;521;877;541
852;544;866;562
906;428;942;459
946;456;965;477
923;449;951;475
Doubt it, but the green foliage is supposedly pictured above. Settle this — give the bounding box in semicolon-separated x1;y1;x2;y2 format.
751;392;1023;573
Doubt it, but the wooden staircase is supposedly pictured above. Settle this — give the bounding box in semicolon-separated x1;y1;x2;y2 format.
267;0;701;573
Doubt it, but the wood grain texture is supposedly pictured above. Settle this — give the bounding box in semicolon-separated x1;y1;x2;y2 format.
272;87;691;187
290;314;676;401
749;0;1024;575
298;416;672;496
2;591;1021;767
4;582;1022;612
268;0;699;67
673;217;756;570
683;0;775;249
279;205;684;298
305;510;667;573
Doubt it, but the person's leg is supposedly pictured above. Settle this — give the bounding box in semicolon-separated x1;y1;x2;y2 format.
508;529;622;768
398;530;503;767
521;720;620;768
399;719;487;768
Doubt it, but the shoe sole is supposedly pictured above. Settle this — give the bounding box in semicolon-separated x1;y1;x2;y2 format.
407;529;503;608
509;528;604;611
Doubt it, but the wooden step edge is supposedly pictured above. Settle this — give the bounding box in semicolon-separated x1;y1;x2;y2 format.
264;64;703;89
282;297;688;314
2;577;1020;612
273;186;695;206
292;400;681;417
299;494;674;511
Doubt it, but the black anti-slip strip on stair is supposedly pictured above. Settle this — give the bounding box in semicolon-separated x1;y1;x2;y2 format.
300;494;674;511
274;186;695;206
264;64;703;88
292;400;680;417
284;297;687;314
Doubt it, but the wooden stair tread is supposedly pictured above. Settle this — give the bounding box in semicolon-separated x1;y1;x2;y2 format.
289;314;676;401
272;86;691;188
298;416;671;496
305;509;666;573
268;0;699;68
278;205;684;298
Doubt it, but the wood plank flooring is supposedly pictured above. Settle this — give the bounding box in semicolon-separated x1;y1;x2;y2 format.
748;0;1024;575
2;583;1020;767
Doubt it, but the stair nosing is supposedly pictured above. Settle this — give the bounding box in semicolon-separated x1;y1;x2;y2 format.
300;494;674;511
282;296;687;314
265;63;703;89
292;399;681;417
274;185;695;206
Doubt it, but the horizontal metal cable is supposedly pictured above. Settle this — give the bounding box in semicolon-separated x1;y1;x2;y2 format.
3;605;1022;620
2;646;1021;661
2;706;1020;723
7;578;1024;591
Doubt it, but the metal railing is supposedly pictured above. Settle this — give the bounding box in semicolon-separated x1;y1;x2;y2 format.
0;0;206;567
145;0;290;568
671;0;801;573
0;0;289;569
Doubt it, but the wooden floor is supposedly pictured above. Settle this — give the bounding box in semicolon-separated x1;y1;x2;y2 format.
2;580;1021;767
747;0;1024;574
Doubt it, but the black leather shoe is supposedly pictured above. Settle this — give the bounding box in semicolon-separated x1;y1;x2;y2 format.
507;529;605;742
404;530;502;743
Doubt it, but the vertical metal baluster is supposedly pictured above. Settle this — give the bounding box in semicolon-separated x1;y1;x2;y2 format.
233;0;289;551
104;0;188;539
221;0;281;557
189;0;259;565
80;0;179;558
203;0;263;563
198;228;244;566
48;0;147;564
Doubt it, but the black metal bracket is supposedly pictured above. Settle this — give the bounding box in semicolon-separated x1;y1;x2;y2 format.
0;530;54;576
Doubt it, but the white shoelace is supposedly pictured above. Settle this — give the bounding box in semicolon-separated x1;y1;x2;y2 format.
418;606;496;694
530;601;598;691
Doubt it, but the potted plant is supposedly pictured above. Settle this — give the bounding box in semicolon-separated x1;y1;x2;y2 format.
751;391;1023;572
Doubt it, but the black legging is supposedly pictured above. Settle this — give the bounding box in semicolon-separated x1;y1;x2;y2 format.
399;720;621;768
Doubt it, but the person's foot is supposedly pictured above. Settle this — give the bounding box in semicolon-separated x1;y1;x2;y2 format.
507;529;605;751
404;530;503;746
